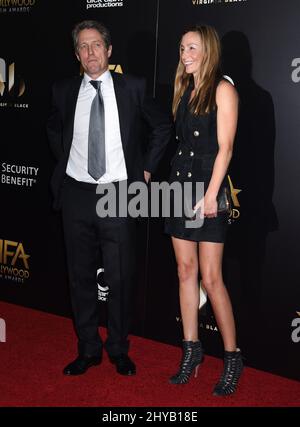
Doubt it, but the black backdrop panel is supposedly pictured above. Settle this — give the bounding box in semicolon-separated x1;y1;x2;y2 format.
0;0;159;332
145;0;300;380
1;0;299;380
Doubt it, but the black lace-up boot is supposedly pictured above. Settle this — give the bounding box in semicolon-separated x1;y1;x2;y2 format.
169;340;204;384
213;349;243;396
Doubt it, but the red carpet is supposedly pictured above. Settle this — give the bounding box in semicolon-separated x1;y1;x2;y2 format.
0;301;299;407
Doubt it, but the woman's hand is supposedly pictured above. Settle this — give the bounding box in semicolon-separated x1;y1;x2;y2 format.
193;192;218;218
203;193;218;218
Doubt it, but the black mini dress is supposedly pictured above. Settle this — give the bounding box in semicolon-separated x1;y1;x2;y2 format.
164;86;229;243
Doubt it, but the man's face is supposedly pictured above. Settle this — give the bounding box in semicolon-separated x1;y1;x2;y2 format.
76;28;112;79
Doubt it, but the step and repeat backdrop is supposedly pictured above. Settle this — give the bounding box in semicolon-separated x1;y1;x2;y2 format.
1;0;299;381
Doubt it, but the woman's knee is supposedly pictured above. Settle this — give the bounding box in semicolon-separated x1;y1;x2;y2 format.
177;259;198;282
201;274;222;293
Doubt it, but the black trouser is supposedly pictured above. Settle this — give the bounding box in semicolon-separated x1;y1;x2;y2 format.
62;176;137;357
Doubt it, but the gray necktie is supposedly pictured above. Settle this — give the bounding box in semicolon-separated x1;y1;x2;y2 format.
88;80;105;180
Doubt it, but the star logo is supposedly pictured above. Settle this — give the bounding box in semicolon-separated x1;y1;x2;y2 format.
227;175;242;208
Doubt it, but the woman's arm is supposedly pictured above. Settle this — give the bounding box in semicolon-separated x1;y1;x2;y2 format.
202;80;238;217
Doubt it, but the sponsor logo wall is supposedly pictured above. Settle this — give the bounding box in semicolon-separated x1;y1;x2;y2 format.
97;268;109;303
0;0;36;14
191;0;247;5
1;163;38;187
0;0;158;334
0;0;299;380
0;57;27;108
147;0;300;380
86;0;125;9
0;239;30;283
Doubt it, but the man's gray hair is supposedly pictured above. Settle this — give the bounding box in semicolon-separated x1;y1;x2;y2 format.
72;20;112;52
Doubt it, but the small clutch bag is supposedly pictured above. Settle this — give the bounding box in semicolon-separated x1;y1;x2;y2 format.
185;186;231;219
217;186;231;213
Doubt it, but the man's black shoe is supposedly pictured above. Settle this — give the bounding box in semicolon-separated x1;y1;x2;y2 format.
109;354;136;376
63;355;102;375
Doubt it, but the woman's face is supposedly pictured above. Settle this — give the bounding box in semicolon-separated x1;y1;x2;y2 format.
180;31;204;80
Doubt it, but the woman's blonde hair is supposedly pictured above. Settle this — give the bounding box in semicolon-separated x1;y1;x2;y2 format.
172;25;221;117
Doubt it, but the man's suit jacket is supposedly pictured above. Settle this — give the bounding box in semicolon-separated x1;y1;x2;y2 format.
47;72;172;210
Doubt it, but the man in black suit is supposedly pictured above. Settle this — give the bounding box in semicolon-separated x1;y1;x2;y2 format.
47;20;171;376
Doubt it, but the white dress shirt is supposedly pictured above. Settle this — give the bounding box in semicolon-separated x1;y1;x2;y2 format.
66;70;127;183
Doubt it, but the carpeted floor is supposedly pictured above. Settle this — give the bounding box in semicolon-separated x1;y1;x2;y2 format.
0;301;299;407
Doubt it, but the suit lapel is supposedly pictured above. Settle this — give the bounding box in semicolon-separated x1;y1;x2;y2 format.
64;76;82;153
111;72;130;151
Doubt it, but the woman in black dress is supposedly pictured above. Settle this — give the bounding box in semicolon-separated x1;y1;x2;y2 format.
165;25;242;396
